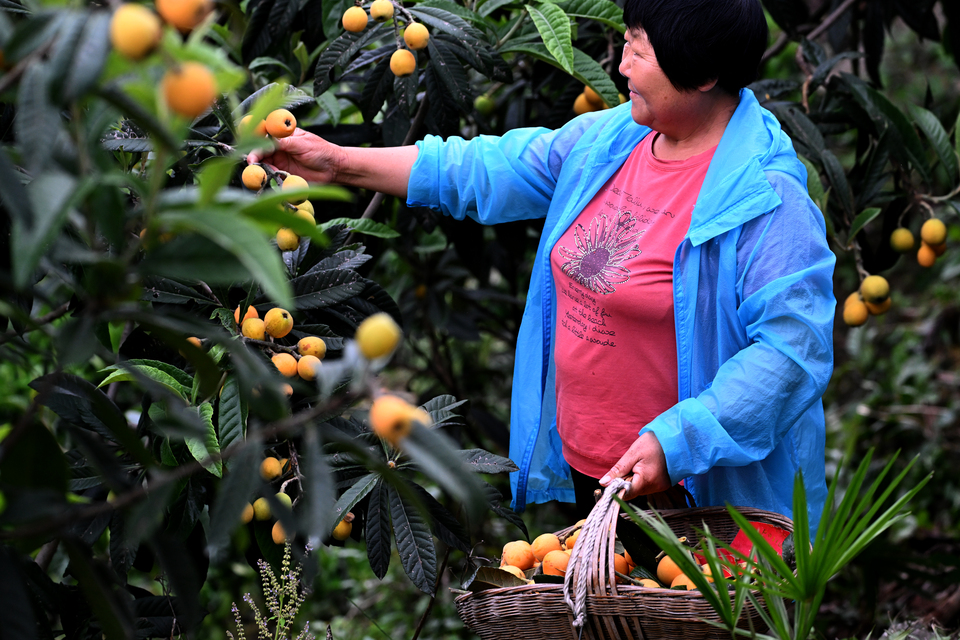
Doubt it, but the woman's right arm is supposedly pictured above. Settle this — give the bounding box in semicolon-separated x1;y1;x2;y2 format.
246;129;418;199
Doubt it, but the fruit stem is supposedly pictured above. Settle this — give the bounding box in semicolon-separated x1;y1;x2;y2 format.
241;336;300;354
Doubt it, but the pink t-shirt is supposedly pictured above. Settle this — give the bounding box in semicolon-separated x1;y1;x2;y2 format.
550;133;716;478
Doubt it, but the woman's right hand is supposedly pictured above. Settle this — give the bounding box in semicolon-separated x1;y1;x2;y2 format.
246;128;346;185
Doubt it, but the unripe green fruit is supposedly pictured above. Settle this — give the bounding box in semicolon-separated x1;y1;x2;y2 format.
474;95;495;116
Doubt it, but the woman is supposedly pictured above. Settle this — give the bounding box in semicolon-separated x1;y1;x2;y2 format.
249;0;836;534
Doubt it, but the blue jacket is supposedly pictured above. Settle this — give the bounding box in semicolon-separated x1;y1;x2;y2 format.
407;90;835;535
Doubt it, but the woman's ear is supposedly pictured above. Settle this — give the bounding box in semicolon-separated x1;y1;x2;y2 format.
699;78;720;92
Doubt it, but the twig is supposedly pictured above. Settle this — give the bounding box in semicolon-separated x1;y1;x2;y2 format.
0;41;54;95
0;302;72;346
411;547;451;640
805;0;858;43
496;11;527;49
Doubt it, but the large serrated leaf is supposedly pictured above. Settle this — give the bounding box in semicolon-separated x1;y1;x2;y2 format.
426;39;474;114
525;2;574;74
407;481;471;552
468;566;528;591
319;217;400;238
332;472;379;527
217;376;246;457
388;482;437;594
400;424;485;522
358;55;394;123
499;42;617;107
285;268;367;310
140;276;217;305
99;362;191;399
365;479;392;578
481;480;528;538
420;394;468;424
151;210;293;309
797;154;826;212
206;439;261;561
458;449;518;474
821;148;854;219
555;0;623;31
772;105;825;158
29;373;154;467
907;104;959;182
185;403;222;477
314;24;385;96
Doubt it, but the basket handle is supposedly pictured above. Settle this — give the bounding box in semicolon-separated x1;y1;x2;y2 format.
563;477;631;629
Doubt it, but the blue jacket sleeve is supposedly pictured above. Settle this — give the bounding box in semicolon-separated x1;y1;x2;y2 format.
406;113;605;224
642;172;836;483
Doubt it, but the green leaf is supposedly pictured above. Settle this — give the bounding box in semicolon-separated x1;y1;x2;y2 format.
458;449;518;474
365;480;392;578
407;481;471;553
60;11;111;102
555;0;623;31
525;2;574;74
499;42;618;107
140;276;217;305
314;24;385;96
427;39;475;114
820;148;854;218
479;0;518;17
217;376;246;457
11;171;75;289
206;439;261;560
409;6;488;49
388;482;438;594
63;541;133;640
99;360;193;397
907;103;959;182
798;154;826;209
400;424;486;522
319;217;400;238
468;566;529;591
333;473;379;528
284;268;367;310
197;156;239;206
316;90;342;124
320;0;353;40
301;426;336;547
185;403;222;477
846;207;882;246
153;210;293;309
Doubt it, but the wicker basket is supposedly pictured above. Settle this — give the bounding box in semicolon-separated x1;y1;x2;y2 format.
455;485;793;640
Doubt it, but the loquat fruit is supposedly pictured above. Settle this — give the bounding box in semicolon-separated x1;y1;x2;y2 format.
370;0;394;22
253;497;271;520
859;275;889;304
531;533;562;562
297;354;321;380
275;492;292;508
156;0;212;32
583;85;604;108
242;317;266;340
843;299;869;326
162;62;218;119
234;304;258;325
355;312;402;360
403;22;429;50
613;553;629;576
242;164;267;190
281;174;309;204
390;48;416;77
271;521;286;544
110;4;162;60
637;578;660;588
920;218;947;246
239;114;268;137
368;394;417;445
298;336;327;359
573;93;598;116
264;307;294;339
890;227;914;253
271;353;299;377
500;564;526;580
501;540;536;570
332;516;353;540
932;241;947;257
865;297;892;315
277;228;299;251
297;200;315;216
296;208;316;225
474;95;495;116
541;549;569;576
260;457;282;480
671;573;697;590
565;530;580;550
917;242;937;267
342;6;368;32
282;383;293;397
265;108;297;138
657;555;683;585
186;336;202;349
241;502;254;523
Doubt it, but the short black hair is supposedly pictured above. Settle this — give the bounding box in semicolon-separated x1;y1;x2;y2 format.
622;0;768;95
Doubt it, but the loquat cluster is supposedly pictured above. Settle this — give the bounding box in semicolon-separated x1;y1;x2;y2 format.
340;1;428;78
843;274;891;327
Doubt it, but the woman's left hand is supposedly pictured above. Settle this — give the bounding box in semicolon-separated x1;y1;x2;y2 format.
599;431;671;500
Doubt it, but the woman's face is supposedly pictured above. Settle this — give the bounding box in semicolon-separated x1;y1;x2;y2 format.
618;28;706;135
